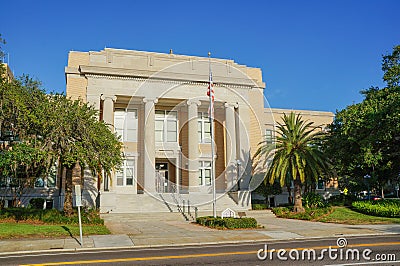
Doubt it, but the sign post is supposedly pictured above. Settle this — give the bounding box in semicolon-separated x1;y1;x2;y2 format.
75;185;83;248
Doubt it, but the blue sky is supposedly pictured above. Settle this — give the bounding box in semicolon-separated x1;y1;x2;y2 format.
1;0;399;112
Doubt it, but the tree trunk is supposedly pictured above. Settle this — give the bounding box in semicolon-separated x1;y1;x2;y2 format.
293;179;305;213
63;162;81;216
64;166;73;216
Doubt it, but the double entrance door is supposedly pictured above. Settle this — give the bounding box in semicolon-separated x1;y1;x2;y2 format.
156;162;170;193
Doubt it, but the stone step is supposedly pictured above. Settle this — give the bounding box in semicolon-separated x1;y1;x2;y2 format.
101;191;251;214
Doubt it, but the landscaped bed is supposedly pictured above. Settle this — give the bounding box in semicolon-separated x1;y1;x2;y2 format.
196;216;259;229
272;206;333;221
352;199;400;218
0;208;110;239
272;206;400;224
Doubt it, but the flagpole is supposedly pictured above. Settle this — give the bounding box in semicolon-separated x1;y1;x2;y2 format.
208;52;217;218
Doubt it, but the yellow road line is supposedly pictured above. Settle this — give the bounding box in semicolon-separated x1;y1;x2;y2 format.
349;242;400;248
21;251;256;265
21;241;400;266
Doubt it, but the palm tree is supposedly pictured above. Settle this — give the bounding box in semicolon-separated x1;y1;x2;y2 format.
255;112;330;212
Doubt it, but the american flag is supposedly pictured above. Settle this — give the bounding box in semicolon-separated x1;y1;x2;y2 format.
207;72;214;118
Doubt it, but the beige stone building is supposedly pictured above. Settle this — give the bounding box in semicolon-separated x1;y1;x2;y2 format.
261;108;337;206
63;48;335;213
0;63;14;82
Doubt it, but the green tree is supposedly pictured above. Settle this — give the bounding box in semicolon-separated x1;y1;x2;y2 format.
0;34;5;61
255;112;331;212
0;86;123;213
326;45;400;196
0;67;54;206
37;94;123;215
0;35;122;213
382;45;400;87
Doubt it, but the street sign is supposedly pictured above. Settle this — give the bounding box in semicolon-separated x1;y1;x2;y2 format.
75;185;82;207
74;184;83;248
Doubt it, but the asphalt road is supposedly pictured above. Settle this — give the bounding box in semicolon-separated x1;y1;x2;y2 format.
1;234;399;265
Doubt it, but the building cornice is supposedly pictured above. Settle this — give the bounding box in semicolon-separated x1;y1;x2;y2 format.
76;65;262;89
267;108;335;117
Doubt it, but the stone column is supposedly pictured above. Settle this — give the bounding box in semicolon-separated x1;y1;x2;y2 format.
143;98;158;193
98;95;116;194
236;104;251;190
187;99;201;192
225;102;238;190
100;94;117;128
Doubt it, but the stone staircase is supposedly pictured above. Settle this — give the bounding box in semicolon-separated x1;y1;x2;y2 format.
100;191;251;219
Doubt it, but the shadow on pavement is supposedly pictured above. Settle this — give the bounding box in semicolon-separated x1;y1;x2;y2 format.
61;226;80;245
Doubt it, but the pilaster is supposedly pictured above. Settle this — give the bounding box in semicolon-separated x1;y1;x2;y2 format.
143;98;158;192
187;99;201;192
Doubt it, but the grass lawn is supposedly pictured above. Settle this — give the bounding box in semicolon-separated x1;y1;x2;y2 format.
0;223;110;239
317;207;400;224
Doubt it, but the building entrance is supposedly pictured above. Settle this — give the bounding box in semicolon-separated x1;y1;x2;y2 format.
155;162;169;193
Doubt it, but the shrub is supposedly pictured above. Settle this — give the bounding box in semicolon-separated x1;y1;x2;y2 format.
328;194;357;206
252;203;268;210
196;216;258;229
272;206;332;221
352;200;400;218
271;207;290;217
0;207;104;225
303;192;326;208
29;198;45;209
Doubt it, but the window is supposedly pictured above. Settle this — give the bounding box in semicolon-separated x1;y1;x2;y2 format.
114;109;138;142
0;176;7;187
35;177;45;188
317;178;325;190
265;129;274;144
116;159;135;186
0;176;24;187
104;172;110;191
0;176;19;187
47;164;57;187
155;110;177;142
199;161;212;186
198;112;211;143
34;164;57;188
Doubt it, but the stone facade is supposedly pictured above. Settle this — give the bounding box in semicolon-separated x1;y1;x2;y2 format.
66;48;334;212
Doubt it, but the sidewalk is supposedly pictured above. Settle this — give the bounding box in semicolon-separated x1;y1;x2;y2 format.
1;210;399;254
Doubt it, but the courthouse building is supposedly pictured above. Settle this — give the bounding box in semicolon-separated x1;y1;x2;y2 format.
64;48;335;213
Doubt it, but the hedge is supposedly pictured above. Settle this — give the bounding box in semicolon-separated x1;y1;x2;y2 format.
272;206;332;220
196;216;258;229
327;194;357;206
252;203;268;210
0;208;104;225
352;200;400;218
